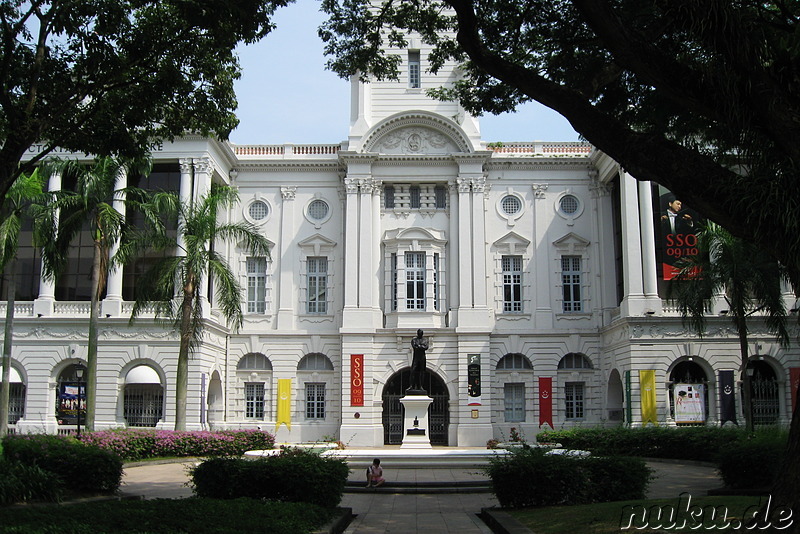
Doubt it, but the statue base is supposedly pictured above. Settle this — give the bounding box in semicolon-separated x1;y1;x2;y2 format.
399;395;433;449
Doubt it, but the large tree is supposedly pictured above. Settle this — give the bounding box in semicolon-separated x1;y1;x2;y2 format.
125;185;271;431
670;222;790;432
0;0;290;200
319;0;800;524
320;0;800;285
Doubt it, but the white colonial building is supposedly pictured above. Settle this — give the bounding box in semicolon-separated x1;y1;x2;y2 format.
3;37;799;447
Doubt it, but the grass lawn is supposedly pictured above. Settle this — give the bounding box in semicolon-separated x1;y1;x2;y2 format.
0;497;339;534
508;496;782;533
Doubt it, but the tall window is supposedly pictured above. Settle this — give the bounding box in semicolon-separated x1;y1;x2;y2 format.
307;257;328;314
406;252;426;309
8;383;24;424
433;253;440;310
408;50;421;88
305;383;326;419
561;256;582;312
247;257;268;313
409;185;421;208
384;185;395;209
565;382;585;419
434;185;447;209
502;255;523;312
245;383;265;419
504;383;526;422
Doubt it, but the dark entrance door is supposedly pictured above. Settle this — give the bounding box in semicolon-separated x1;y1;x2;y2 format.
382;368;449;445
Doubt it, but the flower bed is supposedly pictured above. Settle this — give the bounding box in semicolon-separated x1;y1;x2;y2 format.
78;428;275;461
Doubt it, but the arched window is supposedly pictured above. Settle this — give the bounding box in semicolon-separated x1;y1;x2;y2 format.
496;353;532;370
558;353;593;369
7;367;25;425
237;353;272;371
124;365;164;427
298;353;334;371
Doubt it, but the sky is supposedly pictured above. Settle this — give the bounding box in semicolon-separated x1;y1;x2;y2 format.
229;0;581;146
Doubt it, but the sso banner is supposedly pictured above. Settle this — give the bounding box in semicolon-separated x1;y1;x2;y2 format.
653;185;702;280
351;354;364;407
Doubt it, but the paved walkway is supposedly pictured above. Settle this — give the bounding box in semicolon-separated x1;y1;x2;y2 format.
120;458;723;534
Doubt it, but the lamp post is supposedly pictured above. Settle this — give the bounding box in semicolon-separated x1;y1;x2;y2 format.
75;368;84;438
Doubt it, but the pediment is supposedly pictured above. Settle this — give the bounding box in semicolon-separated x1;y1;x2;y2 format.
553;232;590;253
298;234;337;255
383;227;447;247
362;111;472;154
493;232;531;255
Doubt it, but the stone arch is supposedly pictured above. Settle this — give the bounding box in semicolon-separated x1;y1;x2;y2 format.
381;367;449;446
361;111;473;154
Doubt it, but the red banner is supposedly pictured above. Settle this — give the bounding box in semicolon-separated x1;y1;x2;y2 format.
790;368;800;413
539;377;553;429
351;354;364;406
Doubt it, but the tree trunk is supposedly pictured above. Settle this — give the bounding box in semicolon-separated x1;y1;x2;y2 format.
174;282;195;431
0;256;17;437
770;382;800;534
85;239;105;432
736;314;754;432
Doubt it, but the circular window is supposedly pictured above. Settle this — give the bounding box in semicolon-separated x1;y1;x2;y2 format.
249;200;269;221
308;199;329;220
560;195;579;215
501;195;522;215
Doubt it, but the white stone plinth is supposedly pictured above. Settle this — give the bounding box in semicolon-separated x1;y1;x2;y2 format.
399;395;433;449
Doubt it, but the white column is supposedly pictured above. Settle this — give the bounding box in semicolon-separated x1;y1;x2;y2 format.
358;179;374;307
102;167;128;317
193;158;212;312
34;171;61;317
343;178;359;309
448;181;460;317
471;177;488;309
177;158;193;254
457;177;473;308
276;186;296;329
372;181;382;309
638;180;661;305
620;170;646;316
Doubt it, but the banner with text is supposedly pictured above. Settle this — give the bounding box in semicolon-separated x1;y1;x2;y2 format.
468;354;481;405
674;383;705;423
351;354;364;407
539;377;553;429
653;185;702;280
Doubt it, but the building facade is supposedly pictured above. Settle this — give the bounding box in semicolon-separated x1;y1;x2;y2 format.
3;37;799;446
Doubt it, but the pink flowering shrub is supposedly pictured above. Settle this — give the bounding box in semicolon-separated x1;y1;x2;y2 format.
78;429;275;461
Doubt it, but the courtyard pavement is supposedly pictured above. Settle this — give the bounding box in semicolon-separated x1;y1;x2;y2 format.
120;456;723;533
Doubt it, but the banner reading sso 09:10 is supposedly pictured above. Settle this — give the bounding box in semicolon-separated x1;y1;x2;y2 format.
653;185;702;280
351;354;364;406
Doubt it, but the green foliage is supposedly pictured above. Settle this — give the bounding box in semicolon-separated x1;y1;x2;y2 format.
2;434;123;494
0;459;63;505
539;426;766;462
716;431;787;489
190;449;350;508
77;428;275;461
1;0;292;199
484;448;651;508
0;497;336;534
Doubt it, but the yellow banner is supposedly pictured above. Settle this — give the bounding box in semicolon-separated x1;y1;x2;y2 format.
639;370;658;426
276;378;292;431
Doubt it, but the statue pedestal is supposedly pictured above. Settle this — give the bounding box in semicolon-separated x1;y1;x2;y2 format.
399;395;433;449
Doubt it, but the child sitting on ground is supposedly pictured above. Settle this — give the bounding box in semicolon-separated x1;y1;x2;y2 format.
366;458;385;488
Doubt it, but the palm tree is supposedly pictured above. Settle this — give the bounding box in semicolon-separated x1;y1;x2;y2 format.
669;221;791;432
0;170;47;436
125;185;270;431
39;157;152;432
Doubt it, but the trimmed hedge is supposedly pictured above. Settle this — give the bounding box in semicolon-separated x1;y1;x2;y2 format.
537;426;785;462
78;428;275;461
190;448;349;508
716;432;786;489
485;448;651;508
2;434;123;494
0;460;64;505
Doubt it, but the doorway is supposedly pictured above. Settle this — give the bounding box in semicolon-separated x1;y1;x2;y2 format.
382;368;449;445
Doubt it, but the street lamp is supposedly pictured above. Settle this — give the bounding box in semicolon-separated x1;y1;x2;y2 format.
75;368;84;438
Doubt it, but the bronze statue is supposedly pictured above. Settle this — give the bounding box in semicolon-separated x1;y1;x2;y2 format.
407;329;429;394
